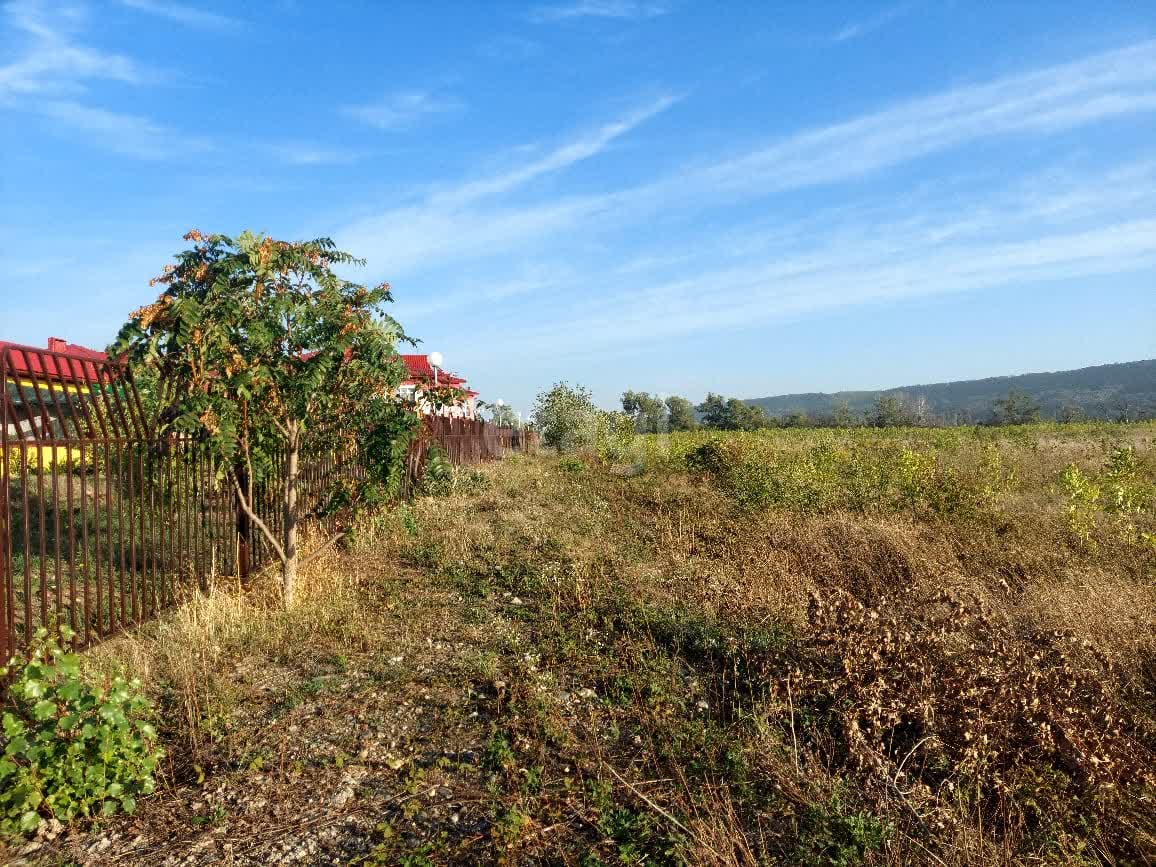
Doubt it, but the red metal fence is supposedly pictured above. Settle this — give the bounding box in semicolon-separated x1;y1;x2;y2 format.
1;343;534;661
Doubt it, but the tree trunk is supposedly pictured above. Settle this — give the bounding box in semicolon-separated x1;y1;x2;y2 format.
282;433;300;605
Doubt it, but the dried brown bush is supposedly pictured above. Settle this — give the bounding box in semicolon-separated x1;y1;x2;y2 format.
776;587;1156;861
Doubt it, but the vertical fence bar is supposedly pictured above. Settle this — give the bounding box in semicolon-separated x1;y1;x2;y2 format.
0;349;11;661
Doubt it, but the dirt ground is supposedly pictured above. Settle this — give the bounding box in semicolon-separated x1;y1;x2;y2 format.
6;557;585;865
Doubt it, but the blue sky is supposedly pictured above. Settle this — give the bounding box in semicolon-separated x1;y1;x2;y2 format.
2;1;1154;413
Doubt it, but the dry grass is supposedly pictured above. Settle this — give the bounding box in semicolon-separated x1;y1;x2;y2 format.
10;424;1154;865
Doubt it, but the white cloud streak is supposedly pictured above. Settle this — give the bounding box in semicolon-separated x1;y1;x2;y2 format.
0;1;142;99
431;94;679;207
342;89;462;131
339;39;1156;298
116;0;242;31
337;94;679;274
530;1;670;22
37;100;214;158
833;2;915;43
0;1;219;159
336;39;1156;363
508;211;1156;357
267;141;363;166
669;39;1156;200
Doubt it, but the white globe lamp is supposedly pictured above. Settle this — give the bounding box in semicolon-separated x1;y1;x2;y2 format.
427;351;443;385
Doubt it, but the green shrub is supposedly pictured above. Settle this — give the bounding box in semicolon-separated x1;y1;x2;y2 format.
1061;447;1155;548
0;628;163;835
1061;464;1101;548
595;412;638;463
794;801;891;866
419;445;455;496
558;455;586;474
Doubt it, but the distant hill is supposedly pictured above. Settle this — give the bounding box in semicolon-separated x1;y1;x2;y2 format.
746;360;1156;423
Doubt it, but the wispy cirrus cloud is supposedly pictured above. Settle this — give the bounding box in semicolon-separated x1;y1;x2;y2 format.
115;0;243;32
529;0;670;23
338;39;1156;369
499;177;1156;357
431;93;679;206
342;89;462;131
267;141;363;166
651;39;1156;203
336;94;679;274
342;40;1156;289
0;1;226;159
38;100;214;159
0;0;143;99
833;2;915;43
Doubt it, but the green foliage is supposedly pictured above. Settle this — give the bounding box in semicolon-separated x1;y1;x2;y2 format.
112;230;414;598
664;395;697;432
868;394;917;427
1062;464;1101;548
113;230;408;464
992;389;1042;425
479;400;517;427
0;628;162;835
745;359;1156;423
596;412;639;463
794;801;891;866
697;393;769;430
685;434;977;516
621;391;667;434
696;393;728;429
419;445;455;497
533;382;601;452
1062;446;1155;548
558;455;587;474
584;778;685;865
831;399;856;427
482;726;516;772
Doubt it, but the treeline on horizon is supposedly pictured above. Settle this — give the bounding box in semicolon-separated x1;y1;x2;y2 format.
619;388;1156;433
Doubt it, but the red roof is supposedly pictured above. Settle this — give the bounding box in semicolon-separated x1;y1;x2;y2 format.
399;354;467;387
0;341;479;397
0;337;107;383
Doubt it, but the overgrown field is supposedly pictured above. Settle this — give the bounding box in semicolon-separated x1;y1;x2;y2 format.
8;423;1155;865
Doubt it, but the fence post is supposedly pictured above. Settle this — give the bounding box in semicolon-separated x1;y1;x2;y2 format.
235;462;250;585
0;349;10;660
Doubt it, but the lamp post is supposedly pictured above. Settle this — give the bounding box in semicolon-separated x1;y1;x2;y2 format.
427;351;443;387
495;398;505;427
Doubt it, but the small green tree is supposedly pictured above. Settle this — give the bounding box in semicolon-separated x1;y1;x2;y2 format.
782;411;809;428
532;382;600;451
665;395;697;431
697;393;731;429
696;394;767;430
832;399;856;428
868;395;914;427
729;398;769;431
113;230;411;604
992;390;1041;425
621;390;667;433
479;400;517;427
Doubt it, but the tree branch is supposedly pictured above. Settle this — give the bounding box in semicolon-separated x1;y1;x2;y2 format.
299;530;347;569
231;471;287;564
